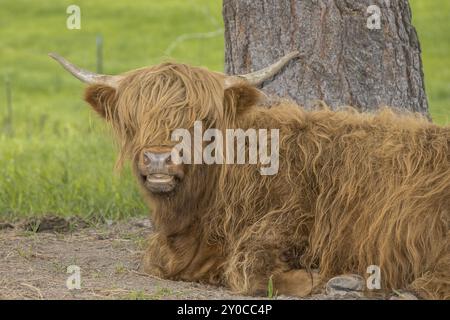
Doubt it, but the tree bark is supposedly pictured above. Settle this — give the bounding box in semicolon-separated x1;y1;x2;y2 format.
223;0;429;115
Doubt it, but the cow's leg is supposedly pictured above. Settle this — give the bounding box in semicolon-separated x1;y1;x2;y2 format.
272;269;321;297
141;232;223;284
224;241;320;297
408;252;450;300
141;233;171;278
141;232;199;278
226;263;321;297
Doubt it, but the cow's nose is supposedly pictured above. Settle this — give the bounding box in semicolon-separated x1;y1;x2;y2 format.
143;151;172;170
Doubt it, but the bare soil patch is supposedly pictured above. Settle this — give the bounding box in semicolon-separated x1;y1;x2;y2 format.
0;216;386;300
0;216;250;299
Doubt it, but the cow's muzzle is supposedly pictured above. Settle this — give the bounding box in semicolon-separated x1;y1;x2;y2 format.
138;149;184;194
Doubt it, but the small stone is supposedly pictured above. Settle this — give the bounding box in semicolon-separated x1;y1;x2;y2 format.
389;290;418;300
134;219;152;228
326;274;365;296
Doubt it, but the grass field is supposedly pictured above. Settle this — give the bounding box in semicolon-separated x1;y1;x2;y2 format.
0;0;448;219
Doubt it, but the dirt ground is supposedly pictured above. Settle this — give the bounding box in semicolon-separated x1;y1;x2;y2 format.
0;216;398;300
0;216;248;300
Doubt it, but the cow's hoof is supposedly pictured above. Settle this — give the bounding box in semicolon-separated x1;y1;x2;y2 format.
389;290;418;300
326;274;365;297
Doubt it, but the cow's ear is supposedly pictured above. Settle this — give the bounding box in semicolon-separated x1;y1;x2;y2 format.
84;84;118;119
224;83;263;115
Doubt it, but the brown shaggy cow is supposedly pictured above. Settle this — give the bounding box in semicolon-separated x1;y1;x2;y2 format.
50;52;449;299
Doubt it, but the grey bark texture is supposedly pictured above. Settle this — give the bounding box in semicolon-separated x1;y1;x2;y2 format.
223;0;429;115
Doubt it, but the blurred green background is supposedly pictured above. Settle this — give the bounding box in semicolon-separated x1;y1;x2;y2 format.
0;0;448;219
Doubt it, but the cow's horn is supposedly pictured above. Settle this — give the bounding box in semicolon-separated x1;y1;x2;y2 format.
225;51;300;88
48;53;122;88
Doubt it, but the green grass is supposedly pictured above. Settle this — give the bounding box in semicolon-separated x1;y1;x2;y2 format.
0;0;223;219
410;0;450;124
0;0;448;218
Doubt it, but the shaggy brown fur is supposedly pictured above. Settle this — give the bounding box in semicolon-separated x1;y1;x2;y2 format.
83;62;450;299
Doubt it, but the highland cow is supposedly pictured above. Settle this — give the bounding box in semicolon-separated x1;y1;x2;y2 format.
50;52;449;299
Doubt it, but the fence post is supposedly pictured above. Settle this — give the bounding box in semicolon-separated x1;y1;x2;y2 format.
96;34;103;74
4;74;13;136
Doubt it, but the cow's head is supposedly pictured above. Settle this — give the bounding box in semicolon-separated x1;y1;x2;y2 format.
50;52;298;196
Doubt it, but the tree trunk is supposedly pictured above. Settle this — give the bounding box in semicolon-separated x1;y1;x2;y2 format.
223;0;429;116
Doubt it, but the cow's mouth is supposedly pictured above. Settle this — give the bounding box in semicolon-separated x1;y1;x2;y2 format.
142;173;179;193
